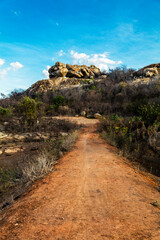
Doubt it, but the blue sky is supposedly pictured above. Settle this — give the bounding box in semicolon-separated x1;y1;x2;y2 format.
0;0;160;94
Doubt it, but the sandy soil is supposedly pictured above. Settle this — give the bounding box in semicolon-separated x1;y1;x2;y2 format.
0;117;160;240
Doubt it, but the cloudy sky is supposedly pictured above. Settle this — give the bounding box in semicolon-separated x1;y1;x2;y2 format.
0;0;160;94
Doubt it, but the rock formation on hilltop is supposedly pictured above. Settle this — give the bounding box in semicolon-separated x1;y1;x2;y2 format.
133;63;160;78
48;62;101;79
26;62;106;96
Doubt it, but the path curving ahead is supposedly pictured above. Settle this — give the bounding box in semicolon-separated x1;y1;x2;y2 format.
0;117;160;240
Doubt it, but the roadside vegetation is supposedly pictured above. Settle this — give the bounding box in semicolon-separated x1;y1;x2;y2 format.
0;94;80;211
98;110;160;176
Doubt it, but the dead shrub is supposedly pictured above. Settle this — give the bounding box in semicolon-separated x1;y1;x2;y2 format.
22;152;54;182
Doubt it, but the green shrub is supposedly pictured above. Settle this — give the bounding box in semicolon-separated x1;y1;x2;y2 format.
98;88;102;93
90;85;96;90
138;103;160;125
0;106;12;121
0;107;11;116
19;96;37;125
126;94;147;115
53;95;64;111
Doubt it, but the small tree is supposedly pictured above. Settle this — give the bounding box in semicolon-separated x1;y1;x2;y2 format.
53;95;64;111
19;96;37;125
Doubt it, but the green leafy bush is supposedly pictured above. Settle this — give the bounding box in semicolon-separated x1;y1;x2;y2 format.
90;85;96;90
19;96;37;125
138;103;160;125
53;95;64;111
0;107;11;116
0;106;12;121
99;115;160;175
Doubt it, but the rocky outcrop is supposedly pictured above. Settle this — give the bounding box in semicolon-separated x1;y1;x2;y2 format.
49;62;68;78
26;79;55;95
26;78;66;96
133;63;160;78
48;62;101;79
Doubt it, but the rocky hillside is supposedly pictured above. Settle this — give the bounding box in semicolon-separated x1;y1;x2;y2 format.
26;62;107;96
23;62;160;116
133;63;160;78
26;62;160;96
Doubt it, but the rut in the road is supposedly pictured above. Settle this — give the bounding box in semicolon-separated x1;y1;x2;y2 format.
0;118;160;240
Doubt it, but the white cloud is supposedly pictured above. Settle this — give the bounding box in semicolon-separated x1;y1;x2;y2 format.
10;62;23;71
42;65;50;78
0;61;24;79
70;51;122;71
58;50;65;57
0;58;5;66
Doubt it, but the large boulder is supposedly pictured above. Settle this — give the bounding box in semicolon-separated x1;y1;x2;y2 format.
90;65;101;77
49;62;68;78
66;70;83;78
48;62;102;79
94;113;102;119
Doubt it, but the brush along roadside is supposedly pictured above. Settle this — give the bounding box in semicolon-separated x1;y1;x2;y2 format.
98;115;160;177
0;122;80;212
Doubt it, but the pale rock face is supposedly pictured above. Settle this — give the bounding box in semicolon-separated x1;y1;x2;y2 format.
26;79;56;95
48;62;101;79
133;64;160;78
144;67;158;77
145;71;154;78
49;63;68;78
56;68;68;78
81;111;86;117
55;62;66;68
94;113;102;119
143;67;158;74
67;70;83;78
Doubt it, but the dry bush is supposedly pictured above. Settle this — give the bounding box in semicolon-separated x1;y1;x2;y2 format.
22;152;53;182
21;130;79;182
58;105;73;115
60;130;79;151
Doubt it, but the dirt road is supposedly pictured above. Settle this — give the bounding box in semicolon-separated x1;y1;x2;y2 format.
0;118;160;240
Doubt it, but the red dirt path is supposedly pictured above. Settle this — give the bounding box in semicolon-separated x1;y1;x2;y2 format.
0;117;160;240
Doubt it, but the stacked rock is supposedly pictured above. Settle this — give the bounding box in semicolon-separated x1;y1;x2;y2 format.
48;62;101;79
